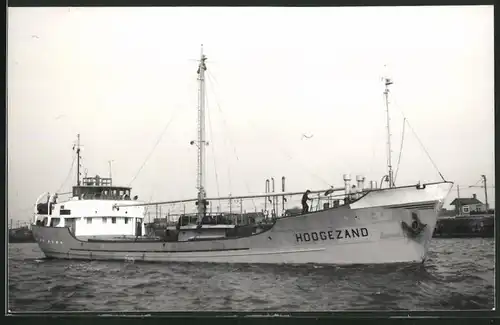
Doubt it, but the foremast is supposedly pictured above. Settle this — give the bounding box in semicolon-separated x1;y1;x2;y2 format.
195;45;208;222
383;77;394;188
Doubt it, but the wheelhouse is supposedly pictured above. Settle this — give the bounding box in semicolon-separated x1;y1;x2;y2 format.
72;175;134;201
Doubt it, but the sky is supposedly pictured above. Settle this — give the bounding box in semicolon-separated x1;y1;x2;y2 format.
7;6;495;223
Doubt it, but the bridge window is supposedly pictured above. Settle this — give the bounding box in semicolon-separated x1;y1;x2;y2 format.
112;217;117;224
125;218;129;224
102;217;107;224
87;218;92;224
72;186;132;201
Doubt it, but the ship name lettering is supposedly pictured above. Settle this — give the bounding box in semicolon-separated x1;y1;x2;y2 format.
295;228;369;243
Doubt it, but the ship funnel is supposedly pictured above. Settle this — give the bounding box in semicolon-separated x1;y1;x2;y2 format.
264;179;270;216
370;181;377;189
356;175;364;192
343;174;351;196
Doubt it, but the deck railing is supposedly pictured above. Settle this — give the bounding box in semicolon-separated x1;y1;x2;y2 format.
135;186;371;227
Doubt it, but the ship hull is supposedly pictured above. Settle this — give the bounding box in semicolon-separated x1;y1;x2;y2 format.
31;182;453;265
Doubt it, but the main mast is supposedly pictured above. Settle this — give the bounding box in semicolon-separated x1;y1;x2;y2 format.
383;77;394;188
196;45;208;220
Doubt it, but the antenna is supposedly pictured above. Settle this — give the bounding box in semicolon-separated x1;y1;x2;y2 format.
383;76;394;188
73;134;82;186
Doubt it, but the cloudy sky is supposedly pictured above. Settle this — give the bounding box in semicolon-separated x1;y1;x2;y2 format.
7;6;494;223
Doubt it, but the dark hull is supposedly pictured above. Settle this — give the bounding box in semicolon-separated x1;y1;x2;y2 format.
31;182;454;265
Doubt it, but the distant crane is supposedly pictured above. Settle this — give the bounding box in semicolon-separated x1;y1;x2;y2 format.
468;175;494;211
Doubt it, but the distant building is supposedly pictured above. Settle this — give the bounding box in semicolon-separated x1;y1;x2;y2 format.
449;194;487;215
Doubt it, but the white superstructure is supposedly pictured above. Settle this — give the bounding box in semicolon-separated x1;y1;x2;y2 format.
34;175;146;238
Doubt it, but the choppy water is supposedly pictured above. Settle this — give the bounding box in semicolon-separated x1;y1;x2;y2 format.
8;239;494;312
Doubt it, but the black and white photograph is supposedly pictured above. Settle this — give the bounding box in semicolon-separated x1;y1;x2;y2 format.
7;5;494;312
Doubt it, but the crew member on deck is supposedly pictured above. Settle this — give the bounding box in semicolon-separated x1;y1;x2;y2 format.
48;193;58;214
301;190;312;214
